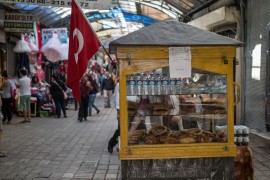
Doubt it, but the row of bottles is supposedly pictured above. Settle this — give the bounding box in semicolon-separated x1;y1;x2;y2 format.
126;73;182;95
126;73;227;96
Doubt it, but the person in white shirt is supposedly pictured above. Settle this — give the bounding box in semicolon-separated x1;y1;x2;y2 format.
17;69;31;123
107;81;119;153
108;81;141;153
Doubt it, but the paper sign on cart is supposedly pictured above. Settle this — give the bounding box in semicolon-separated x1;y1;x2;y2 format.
169;47;191;78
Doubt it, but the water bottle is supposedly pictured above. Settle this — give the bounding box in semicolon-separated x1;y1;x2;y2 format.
176;78;183;94
130;75;136;95
136;74;143;95
155;74;161;95
142;73;149;95
169;78;177;94
126;75;131;95
148;73;155;95
220;76;227;93
161;74;169;95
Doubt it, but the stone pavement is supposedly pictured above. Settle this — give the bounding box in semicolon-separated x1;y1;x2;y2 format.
0;97;121;180
0;98;270;179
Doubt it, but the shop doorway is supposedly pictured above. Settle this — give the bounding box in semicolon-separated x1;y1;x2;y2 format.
0;43;7;75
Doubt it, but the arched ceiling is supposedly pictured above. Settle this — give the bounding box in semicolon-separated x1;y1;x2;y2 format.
0;0;220;28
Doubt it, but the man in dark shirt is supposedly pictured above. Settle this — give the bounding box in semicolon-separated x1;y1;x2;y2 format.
101;72;115;108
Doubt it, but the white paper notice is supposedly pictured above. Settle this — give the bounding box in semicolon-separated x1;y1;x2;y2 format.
169;47;191;78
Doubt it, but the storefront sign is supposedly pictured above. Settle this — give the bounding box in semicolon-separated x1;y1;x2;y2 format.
42;28;68;45
4;13;34;32
169;47;191;78
0;0;111;9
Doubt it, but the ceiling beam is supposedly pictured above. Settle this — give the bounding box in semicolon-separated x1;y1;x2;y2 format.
186;0;217;16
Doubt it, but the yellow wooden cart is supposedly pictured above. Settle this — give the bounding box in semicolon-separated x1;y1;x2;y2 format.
110;20;243;179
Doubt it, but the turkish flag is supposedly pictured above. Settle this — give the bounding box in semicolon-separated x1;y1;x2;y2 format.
67;0;101;103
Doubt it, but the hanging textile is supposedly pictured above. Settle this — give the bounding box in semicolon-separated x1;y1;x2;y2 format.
13;34;31;53
41;33;62;62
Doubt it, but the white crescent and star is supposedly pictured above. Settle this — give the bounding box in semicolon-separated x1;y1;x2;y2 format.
73;28;84;64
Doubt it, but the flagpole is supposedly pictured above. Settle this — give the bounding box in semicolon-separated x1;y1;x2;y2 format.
73;0;113;62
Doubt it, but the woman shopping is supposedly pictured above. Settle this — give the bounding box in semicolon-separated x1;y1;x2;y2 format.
50;74;67;118
88;74;100;116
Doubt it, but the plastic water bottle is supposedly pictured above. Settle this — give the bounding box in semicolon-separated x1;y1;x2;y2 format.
148;73;155;95
169;78;177;94
142;73;149;95
136;74;143;95
126;75;131;95
155;74;161;95
129;75;136;95
176;78;182;94
161;74;169;95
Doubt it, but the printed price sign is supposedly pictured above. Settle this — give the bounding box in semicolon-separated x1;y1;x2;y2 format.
169;47;191;78
0;0;110;9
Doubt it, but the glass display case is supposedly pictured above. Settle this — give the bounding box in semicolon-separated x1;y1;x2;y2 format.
126;68;228;146
116;45;238;160
110;20;243;179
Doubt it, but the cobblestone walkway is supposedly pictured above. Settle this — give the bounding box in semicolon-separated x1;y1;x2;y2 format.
0;97;120;180
0;97;270;179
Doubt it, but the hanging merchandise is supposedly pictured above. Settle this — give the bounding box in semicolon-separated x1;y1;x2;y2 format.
29;63;37;75
41;33;62;62
35;65;45;81
60;38;69;61
28;53;36;64
25;33;39;53
13;34;31;53
16;53;30;76
37;53;43;65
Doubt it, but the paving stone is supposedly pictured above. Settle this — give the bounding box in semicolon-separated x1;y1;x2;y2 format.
3;161;16;166
97;164;108;170
39;160;51;165
62;173;75;178
95;169;107;174
93;173;106;179
105;173;118;179
108;165;119;170
74;172;94;179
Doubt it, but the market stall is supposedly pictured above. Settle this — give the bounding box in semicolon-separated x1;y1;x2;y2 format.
109;20;244;179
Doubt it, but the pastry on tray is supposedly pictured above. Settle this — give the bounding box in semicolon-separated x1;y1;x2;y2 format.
179;136;196;143
143;135;160;144
128;137;140;144
159;137;179;144
129;129;146;138
148;125;168;136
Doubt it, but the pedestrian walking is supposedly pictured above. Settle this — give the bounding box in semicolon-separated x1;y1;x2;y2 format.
88;74;100;116
78;75;92;122
50;74;67;118
101;71;115;108
17;69;31;123
107;81;119;153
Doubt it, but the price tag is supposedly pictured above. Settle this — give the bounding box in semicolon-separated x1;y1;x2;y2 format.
169;47;191;78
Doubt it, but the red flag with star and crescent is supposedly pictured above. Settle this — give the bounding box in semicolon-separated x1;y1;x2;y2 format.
67;0;101;103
